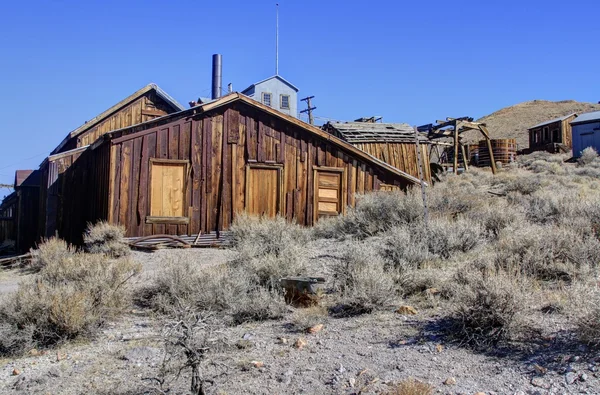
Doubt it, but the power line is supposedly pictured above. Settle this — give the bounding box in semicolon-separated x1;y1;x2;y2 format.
0;152;48;172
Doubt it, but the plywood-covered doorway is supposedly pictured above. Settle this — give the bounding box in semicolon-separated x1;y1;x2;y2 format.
245;164;283;217
314;167;346;221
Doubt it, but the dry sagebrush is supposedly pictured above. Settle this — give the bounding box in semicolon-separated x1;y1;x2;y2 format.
84;221;130;258
0;238;140;356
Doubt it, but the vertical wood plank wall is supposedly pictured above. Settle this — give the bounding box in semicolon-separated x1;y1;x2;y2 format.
108;103;412;238
76;91;175;148
52;144;111;245
352;142;431;184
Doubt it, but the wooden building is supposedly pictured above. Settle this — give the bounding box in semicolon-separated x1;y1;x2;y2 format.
527;113;577;153
53;93;423;245
38;84;185;240
0;171;41;253
323;122;431;183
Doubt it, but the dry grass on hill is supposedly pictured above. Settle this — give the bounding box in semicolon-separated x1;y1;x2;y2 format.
462;99;600;149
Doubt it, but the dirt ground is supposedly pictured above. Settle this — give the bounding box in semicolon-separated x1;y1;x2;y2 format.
1;247;600;395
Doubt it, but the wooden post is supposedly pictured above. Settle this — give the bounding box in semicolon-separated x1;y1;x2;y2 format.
460;143;469;172
453;121;459;174
479;125;497;175
413;127;429;223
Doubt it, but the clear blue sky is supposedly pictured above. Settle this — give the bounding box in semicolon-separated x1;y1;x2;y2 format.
1;0;599;198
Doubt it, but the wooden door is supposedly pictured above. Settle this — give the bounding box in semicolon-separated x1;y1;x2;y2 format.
314;168;345;221
245;165;282;217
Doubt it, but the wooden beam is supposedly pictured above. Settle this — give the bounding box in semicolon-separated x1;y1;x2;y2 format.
453;126;459;175
145;216;190;225
479;125;497;175
461;143;469;172
141;108;167;117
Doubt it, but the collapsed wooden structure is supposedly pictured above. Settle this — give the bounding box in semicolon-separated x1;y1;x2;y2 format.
323;122;431;183
419;117;497;174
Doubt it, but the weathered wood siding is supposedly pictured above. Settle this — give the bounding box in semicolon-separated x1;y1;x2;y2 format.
76;91;175;148
38;150;85;238
0;194;17;246
16;186;40;252
353;142;431;183
528;115;576;152
107;102;411;237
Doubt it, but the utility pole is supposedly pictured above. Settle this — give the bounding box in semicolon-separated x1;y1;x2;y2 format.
300;96;316;125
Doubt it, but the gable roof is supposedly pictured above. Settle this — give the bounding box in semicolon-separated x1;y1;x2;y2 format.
528;113;577;129
325;122;427;144
571;110;600;125
51;83;185;155
241;75;299;94
102;93;424;186
14;170;40;187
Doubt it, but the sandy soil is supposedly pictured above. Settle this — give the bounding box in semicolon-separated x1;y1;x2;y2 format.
1;246;600;395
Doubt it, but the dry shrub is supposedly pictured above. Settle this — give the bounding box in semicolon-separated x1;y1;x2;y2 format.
290;305;328;331
573;287;600;347
383;378;434;395
230;214;309;288
0;239;140;355
449;269;523;347
147;258;287;325
84;221;130;258
495;224;600;281
331;243;398;315
578;147;599;167
381;218;483;271
465;200;525;238
29;237;73;271
314;190;424;239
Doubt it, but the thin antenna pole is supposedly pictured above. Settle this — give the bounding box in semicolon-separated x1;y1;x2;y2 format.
276;3;279;75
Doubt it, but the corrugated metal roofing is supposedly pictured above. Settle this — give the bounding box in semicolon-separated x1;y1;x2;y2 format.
571;110;600;125
326;122;427;144
529;113;577;129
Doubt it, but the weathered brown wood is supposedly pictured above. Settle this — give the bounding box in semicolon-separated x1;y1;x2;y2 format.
191;120;202;235
119;141;132;232
145;216;190;225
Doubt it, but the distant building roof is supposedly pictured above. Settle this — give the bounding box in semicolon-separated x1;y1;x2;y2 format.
571;110;600;125
14;170;40;187
325;122;426;144
241;75;299;94
528;113;577;129
51;83;185;155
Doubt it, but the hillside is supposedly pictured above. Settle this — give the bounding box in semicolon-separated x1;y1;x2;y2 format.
463;100;600;150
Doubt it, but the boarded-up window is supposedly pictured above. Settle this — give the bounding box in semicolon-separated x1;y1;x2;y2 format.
314;167;346;221
380;184;401;192
245;165;282;217
150;160;187;218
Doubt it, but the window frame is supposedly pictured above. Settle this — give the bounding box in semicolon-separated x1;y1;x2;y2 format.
313;166;347;221
146;158;190;224
280;94;290;110
543;126;550;141
244;164;284;216
261;92;273;107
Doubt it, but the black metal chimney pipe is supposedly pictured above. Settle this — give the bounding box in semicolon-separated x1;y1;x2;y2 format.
211;54;222;100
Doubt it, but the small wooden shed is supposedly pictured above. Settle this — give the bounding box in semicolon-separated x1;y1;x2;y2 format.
54;93;423;245
38;84;185;240
324;122;431;183
527;113;577;153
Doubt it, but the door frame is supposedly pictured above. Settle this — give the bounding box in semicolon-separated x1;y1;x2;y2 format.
245;164;284;216
313;166;347;221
